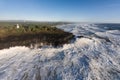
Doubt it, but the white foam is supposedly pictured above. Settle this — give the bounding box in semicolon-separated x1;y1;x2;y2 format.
0;24;120;80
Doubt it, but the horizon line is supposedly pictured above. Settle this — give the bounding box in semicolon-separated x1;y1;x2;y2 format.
0;20;120;24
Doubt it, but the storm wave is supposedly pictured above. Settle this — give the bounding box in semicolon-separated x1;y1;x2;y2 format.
0;24;120;80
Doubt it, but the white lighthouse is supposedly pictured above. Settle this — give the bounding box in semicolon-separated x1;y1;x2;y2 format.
16;24;20;29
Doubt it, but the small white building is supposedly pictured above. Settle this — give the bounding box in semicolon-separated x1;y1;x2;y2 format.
16;24;20;29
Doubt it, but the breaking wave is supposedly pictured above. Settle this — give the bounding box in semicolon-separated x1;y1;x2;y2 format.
0;24;120;80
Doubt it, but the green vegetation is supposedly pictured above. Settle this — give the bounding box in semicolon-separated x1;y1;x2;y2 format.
0;23;63;38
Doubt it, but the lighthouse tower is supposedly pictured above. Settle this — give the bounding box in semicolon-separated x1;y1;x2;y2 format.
16;24;20;29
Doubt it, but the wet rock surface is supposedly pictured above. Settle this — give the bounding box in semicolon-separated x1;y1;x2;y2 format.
0;32;74;49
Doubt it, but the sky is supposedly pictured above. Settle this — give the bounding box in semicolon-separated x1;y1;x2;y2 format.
0;0;120;23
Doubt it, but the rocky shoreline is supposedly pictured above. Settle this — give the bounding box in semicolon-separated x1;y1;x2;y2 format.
0;31;74;49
